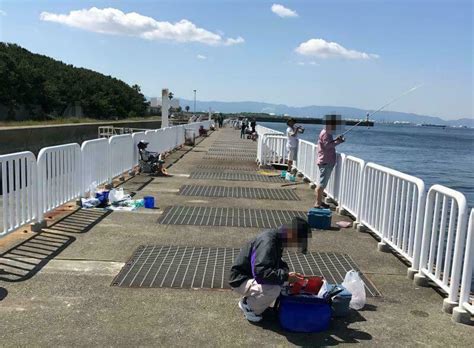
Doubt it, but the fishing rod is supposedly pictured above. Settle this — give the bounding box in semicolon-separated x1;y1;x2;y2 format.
339;83;423;137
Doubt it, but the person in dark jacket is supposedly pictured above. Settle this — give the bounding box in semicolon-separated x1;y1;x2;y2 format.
229;217;311;322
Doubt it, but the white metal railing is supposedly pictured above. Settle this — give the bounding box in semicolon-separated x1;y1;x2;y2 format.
326;153;344;202
260;135;287;166
455;209;474;317
358;162;426;265
295;139;318;182
108;134;134;180
417;185;468;308
339;155;365;219
81;138;110;193
37;143;82;216
256;125;283;164
0;151;38;236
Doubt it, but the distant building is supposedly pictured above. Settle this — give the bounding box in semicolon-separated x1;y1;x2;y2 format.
150;96;179;109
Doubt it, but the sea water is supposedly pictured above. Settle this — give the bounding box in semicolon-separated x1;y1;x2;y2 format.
261;122;474;208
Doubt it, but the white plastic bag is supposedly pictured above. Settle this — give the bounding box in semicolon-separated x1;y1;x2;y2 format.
316;279;329;298
108;188;125;203
342;270;366;310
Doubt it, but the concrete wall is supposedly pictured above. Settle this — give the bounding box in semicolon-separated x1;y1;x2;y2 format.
0;119;162;156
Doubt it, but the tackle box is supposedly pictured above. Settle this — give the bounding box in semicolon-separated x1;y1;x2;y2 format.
308;208;332;229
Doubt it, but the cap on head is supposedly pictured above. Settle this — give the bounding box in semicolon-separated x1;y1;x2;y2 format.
137;140;149;149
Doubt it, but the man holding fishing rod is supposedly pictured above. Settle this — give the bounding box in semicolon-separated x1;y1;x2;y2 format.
314;115;345;209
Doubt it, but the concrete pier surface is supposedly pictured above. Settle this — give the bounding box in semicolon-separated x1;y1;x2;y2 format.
0;128;472;347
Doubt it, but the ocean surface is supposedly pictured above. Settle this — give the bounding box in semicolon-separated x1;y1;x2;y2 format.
260;122;474;208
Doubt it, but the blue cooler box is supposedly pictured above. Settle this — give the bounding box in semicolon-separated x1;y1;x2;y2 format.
308;208;332;229
330;285;352;317
279;293;331;333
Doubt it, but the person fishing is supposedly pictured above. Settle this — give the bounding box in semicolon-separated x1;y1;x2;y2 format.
286;118;304;173
229;217;311;322
314;115;344;208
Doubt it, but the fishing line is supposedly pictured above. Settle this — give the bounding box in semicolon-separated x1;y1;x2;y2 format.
339;83;423;137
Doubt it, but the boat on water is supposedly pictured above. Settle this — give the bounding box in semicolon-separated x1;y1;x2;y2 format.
419;123;447;128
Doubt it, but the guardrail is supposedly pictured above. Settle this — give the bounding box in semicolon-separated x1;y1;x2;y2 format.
256;125;283;165
295;140;318;182
259;135;287;166
0;121;211;236
339;156;365;220
453;208;473;323
0;151;38;236
81;138;110;193
37;143;82;217
415;185;468;313
358;163;425;267
326;153;344;202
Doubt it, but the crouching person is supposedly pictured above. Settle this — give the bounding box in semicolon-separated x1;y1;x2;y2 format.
229;217;311;322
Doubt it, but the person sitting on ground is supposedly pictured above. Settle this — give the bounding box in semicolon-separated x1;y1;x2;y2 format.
137;140;171;177
314;115;344;208
199;125;208;137
229;217;311;322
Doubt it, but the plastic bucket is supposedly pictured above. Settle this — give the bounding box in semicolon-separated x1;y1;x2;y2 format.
281;170;287;178
144;196;155;209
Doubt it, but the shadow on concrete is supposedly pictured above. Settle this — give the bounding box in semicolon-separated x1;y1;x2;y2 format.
0;208;110;282
0;287;7;300
44;208;111;235
254;307;373;346
0;231;75;282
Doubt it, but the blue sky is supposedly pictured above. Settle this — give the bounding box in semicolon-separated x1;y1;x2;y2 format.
0;0;472;120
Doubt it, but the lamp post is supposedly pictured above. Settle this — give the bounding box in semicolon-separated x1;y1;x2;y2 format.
193;89;197;115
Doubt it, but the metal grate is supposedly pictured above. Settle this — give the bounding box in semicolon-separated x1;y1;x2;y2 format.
208;148;256;154
196;165;257;171
158;206;307;228
190;171;283;182
111;245;381;297
203;154;256;161
179;185;300;201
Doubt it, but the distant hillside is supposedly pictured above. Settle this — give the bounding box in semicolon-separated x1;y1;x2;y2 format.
180;99;473;127
0;43;148;120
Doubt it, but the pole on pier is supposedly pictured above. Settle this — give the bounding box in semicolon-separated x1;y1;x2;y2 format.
162;88;169;128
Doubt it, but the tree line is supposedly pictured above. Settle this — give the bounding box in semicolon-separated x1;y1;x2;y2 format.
0;43;149;120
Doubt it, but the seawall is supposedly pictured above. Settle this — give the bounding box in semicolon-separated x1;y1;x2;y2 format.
0;119;162;156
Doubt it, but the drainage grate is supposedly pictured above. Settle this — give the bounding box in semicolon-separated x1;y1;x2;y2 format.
190;171;283;182
203;154;256;161
197;165;257;171
158;206;307;228
111;245;381;297
179;185;300;201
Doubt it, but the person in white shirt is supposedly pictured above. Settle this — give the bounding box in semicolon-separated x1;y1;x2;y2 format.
286;118;304;173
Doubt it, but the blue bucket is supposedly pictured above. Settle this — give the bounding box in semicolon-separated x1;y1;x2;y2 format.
144;196;155;209
281;170;287;178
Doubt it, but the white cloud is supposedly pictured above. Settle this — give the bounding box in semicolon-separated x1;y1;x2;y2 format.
0;10;7;16
296;61;319;66
295;38;379;60
271;4;298;18
40;7;244;46
197;54;207;60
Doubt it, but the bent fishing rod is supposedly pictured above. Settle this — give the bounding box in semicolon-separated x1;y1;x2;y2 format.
338;83;423;138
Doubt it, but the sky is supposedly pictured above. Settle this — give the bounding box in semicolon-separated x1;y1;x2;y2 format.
0;0;472;120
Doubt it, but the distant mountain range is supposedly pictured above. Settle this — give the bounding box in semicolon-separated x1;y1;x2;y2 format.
177;99;473;127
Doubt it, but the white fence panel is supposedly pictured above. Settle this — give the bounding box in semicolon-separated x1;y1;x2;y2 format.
456;209;474;316
256;125;283;164
417;185;468;306
108;134;134;179
326;153;344;202
0;151;38;236
37;143;82;216
359;163;426;264
339;156;365;219
81;138;110;193
295;140;318;183
260;135;287;166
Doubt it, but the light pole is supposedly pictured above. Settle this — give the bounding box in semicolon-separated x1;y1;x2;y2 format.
193;89;197;115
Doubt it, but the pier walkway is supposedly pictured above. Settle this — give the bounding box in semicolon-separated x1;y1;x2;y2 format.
0;127;472;347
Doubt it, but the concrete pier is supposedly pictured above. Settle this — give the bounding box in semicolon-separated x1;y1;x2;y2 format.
0;128;472;346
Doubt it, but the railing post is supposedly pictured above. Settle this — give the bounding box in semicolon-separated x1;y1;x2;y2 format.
407;183;426;279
